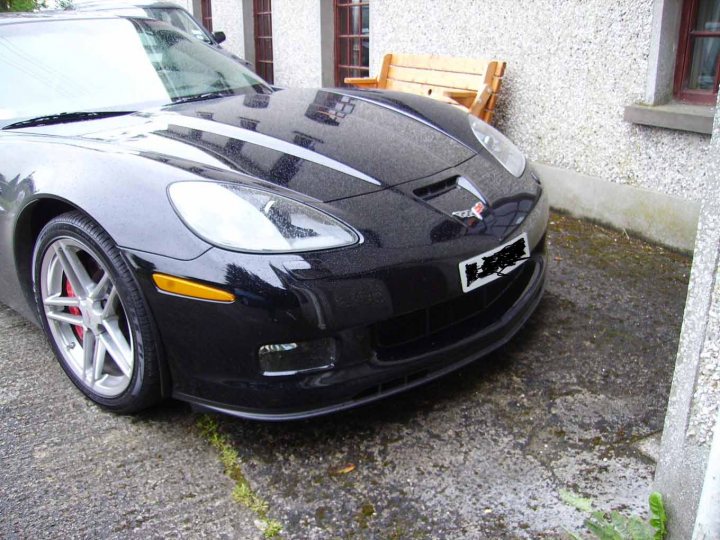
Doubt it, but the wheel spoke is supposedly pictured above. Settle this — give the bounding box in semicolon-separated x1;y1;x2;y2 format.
82;332;95;380
43;294;80;308
89;272;110;301
53;241;93;297
100;320;132;378
102;285;119;318
92;338;107;382
45;311;83;326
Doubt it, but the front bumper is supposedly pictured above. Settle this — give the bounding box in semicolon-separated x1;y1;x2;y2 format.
181;250;545;420
124;180;549;420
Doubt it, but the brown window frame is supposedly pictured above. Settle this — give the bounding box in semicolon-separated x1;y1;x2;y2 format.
254;0;274;85
674;0;720;104
334;0;370;86
200;0;213;32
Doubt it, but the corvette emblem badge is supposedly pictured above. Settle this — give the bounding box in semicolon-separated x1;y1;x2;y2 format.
452;201;486;220
471;201;485;219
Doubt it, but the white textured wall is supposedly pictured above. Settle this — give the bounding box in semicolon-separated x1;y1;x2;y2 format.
272;0;324;87
211;0;247;58
371;0;712;200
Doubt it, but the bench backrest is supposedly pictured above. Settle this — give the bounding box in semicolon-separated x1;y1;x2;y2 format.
377;53;506;123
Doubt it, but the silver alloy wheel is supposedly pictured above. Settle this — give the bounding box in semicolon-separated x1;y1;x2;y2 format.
39;237;134;397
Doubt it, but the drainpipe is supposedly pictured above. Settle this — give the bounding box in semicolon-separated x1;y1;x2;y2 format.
693;408;720;539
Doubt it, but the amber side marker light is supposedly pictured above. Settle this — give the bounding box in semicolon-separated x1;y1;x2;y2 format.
152;273;235;303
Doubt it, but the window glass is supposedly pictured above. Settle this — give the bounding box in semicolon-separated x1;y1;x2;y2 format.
253;0;274;84
694;0;720;30
688;0;720;90
688;36;720;90
676;0;720;102
334;0;370;86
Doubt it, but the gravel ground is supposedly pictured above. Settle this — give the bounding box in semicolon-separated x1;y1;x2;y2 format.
0;213;691;539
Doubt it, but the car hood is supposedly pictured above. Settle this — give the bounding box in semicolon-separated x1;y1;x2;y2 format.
65;88;477;201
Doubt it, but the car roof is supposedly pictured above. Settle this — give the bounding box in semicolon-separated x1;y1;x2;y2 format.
0;11;154;25
70;0;186;10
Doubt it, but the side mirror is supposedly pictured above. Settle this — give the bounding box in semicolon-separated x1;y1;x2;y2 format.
212;31;226;44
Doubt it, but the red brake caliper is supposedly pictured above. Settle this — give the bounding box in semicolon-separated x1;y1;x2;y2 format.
64;279;84;341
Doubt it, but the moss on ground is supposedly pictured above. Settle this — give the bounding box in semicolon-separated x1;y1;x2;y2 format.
196;414;283;538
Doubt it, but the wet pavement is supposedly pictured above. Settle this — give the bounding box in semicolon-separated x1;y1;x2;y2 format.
0;213;691;538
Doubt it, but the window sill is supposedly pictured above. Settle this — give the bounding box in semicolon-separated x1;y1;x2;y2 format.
623;101;715;135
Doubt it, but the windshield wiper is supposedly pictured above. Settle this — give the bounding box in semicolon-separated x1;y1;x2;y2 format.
2;110;135;130
170;91;235;105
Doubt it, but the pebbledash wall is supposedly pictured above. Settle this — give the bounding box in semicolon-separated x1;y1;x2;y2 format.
210;0;715;251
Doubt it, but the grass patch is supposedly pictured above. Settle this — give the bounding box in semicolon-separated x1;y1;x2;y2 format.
561;489;667;540
196;414;283;538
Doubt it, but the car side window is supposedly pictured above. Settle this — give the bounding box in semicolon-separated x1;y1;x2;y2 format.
145;8;214;45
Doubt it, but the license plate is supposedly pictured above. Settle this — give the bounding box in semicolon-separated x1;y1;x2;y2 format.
459;233;530;293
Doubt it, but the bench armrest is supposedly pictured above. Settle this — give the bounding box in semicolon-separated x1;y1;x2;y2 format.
443;89;477;107
443;90;477;98
344;77;379;88
469;85;494;117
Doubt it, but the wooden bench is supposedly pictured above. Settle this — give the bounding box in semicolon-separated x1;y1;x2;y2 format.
344;53;506;124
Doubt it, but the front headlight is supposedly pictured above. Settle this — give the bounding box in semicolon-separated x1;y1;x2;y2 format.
468;115;526;178
168;182;359;253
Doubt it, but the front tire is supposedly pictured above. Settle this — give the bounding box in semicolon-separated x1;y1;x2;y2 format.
32;211;161;413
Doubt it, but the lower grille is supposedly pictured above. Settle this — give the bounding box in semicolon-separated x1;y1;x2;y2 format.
372;252;540;363
351;369;430;402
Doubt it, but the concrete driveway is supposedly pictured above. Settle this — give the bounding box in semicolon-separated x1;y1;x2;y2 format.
0;309;259;538
0;214;690;538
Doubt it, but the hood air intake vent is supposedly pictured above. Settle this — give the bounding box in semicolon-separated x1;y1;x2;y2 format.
413;176;458;201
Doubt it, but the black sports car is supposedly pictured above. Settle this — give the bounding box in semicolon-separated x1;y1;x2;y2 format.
0;13;548;420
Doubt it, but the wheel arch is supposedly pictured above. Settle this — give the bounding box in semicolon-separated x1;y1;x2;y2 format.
14;196;81;313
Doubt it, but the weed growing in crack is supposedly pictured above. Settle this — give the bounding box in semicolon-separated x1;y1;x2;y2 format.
561;489;667;540
196;414;283;538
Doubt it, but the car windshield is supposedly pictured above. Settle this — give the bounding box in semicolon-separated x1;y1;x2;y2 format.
0;17;270;128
